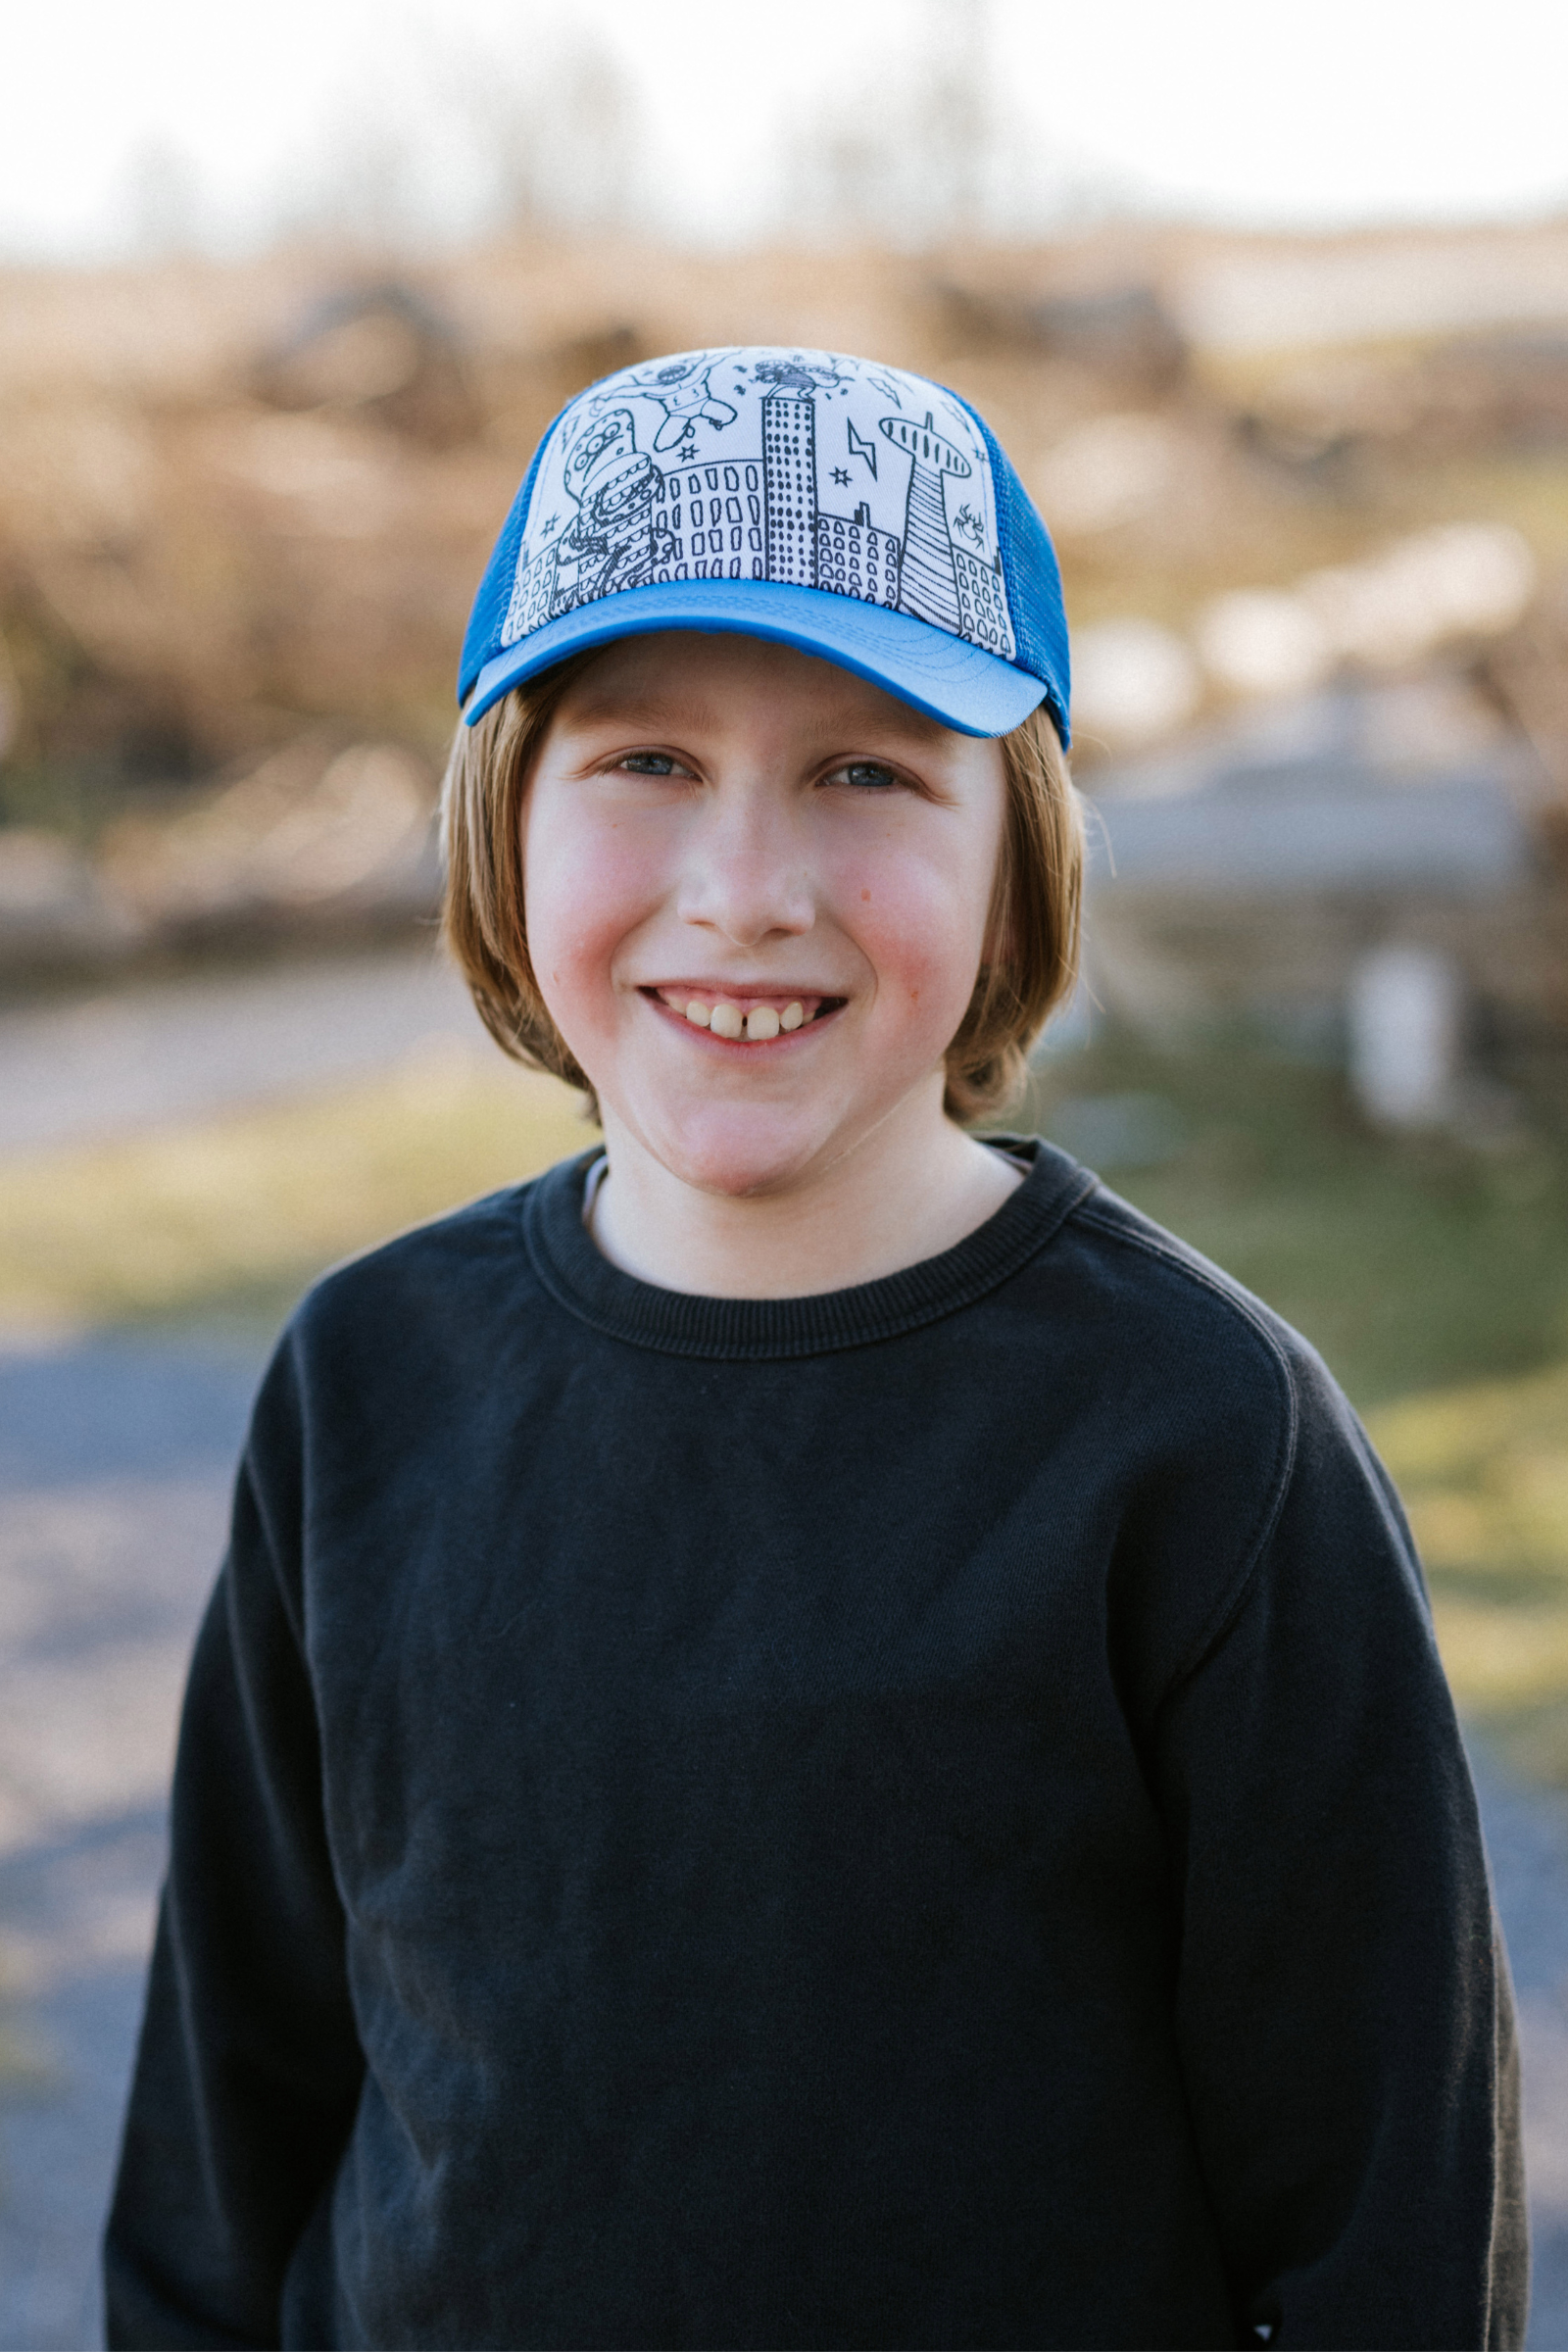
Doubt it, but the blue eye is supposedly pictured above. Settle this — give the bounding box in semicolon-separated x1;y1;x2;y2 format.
840;761;900;789
619;753;677;775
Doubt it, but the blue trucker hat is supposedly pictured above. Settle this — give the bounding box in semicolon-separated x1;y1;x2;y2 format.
459;347;1071;745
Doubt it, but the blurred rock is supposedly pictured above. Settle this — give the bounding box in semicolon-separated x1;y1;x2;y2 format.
253;283;482;450
1188;528;1537;711
1033;414;1181;537
1070;619;1200;751
1222;310;1568;480
210;411;405;540
1301;525;1537;671
1197;589;1334;700
1233;403;1364;494
1477;576;1568;870
1357;674;1509;769
941;282;1187;394
98;738;438;947
0;832;141;973
1269;330;1568;462
1419;330;1568;453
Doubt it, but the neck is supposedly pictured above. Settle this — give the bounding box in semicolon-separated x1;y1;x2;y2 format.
588;1086;1024;1299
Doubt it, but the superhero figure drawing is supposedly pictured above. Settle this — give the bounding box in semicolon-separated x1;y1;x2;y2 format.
620;355;738;454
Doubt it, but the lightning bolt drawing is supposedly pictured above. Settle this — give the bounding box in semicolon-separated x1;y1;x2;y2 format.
847;421;878;480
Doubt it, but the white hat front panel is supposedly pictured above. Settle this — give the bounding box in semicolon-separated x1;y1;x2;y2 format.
501;348;1016;665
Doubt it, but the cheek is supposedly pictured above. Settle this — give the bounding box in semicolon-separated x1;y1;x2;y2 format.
516;808;667;1067
839;828;998;1034
521;798;661;1032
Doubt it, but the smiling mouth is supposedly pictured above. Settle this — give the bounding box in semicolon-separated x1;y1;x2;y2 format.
645;986;846;1043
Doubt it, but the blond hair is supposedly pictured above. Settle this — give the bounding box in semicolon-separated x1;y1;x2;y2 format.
441;653;1083;1125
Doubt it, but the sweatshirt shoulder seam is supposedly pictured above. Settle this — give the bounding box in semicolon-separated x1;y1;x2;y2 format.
1069;1197;1302;1695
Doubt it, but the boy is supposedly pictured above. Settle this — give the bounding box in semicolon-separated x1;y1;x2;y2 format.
106;348;1526;2349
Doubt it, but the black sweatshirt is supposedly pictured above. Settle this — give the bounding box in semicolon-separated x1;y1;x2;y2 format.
105;1140;1527;2351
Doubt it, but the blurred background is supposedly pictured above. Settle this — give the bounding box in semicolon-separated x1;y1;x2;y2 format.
4;0;1568;2340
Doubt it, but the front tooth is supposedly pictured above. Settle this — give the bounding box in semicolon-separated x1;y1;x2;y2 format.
709;1002;744;1040
746;1005;780;1041
684;1000;711;1027
779;1002;805;1031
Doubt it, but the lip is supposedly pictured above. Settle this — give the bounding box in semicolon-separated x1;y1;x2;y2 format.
641;982;842;1004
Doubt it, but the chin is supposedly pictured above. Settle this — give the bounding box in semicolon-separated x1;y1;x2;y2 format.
642;1102;842;1200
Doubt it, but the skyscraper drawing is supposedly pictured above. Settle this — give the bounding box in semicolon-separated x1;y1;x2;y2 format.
815;507;902;608
762;390;817;587
951;546;1011;655
879;412;970;633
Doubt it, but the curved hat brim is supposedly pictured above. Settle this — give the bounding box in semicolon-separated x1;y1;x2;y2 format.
465;579;1054;741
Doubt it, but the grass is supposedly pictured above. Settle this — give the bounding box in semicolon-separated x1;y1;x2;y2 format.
1022;1036;1568;1785
1369;1362;1568;1785
3;1027;1566;1783
0;1044;594;1338
1022;1043;1568;1405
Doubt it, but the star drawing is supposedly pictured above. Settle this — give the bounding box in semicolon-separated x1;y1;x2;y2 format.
831;466;851;485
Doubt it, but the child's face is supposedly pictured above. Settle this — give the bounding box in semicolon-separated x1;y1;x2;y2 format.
522;631;1008;1199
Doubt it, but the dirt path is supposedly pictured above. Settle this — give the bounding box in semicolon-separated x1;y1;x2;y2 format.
0;1333;267;2349
0;948;481;1157
1;1328;1566;2347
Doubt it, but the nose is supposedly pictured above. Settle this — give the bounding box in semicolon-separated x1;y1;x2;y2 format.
675;778;814;949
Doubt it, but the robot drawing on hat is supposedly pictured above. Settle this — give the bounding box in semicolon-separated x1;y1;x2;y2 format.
543;406;677;617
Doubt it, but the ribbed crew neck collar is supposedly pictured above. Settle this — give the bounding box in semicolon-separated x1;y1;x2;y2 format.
520;1137;1096;1361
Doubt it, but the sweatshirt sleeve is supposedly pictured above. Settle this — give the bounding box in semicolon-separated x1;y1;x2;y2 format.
1154;1346;1528;2352
104;1337;365;2350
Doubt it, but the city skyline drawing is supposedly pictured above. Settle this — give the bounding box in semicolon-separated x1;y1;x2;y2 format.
501;350;1017;664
